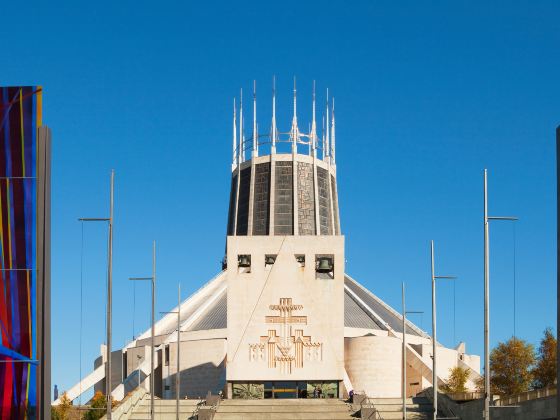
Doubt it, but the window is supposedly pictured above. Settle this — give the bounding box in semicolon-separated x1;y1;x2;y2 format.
165;345;169;366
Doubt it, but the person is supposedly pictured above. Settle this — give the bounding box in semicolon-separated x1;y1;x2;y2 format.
313;386;319;398
349;389;354;403
317;387;323;398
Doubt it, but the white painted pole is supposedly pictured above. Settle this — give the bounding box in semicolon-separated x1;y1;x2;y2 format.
151;241;156;420
484;169;490;420
176;284;181;420
402;282;407;420
431;240;437;420
106;170;114;420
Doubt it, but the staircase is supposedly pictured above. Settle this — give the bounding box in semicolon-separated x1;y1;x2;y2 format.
128;397;203;419
214;399;355;420
366;397;432;419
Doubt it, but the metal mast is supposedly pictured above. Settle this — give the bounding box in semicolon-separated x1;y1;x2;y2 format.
252;80;258;158
311;81;317;158
232;98;237;167
106;171;114;420
402;282;407;420
176;284;181;420
331;98;336;164
239;89;244;163
325;89;330;162
430;240;456;420
291;77;298;154
483;169;517;419
271;76;277;153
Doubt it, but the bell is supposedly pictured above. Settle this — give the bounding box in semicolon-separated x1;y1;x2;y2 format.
238;255;251;267
316;257;333;273
265;256;276;265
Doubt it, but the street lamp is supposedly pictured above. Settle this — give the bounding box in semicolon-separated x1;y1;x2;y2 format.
402;282;423;420
129;241;157;420
160;283;182;420
483;169;517;419
78;170;114;420
430;240;457;420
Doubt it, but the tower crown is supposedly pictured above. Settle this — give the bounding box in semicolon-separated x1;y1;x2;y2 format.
227;79;340;237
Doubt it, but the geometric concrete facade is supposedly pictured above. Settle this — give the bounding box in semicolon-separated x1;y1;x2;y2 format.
55;82;481;405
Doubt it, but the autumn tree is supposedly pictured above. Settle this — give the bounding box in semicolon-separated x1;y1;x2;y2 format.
442;366;470;394
83;391;106;420
532;328;557;389
51;393;72;420
489;337;535;396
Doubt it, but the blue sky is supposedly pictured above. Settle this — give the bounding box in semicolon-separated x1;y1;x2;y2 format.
2;1;558;398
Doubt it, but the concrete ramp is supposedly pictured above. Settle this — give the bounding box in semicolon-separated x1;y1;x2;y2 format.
52;364;105;405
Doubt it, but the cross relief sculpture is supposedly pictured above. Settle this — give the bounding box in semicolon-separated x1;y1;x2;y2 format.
249;298;322;373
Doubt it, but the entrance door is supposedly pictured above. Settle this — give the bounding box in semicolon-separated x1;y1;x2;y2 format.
273;381;298;398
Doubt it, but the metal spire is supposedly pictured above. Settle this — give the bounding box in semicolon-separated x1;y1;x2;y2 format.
325;88;330;161
252;80;258;158
321;115;325;160
271;75;277;153
232;98;237;166
331;97;336;164
311;80;317;158
291;76;298;154
239;88;244;163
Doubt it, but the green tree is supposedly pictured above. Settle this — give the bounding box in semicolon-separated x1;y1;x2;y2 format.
532;327;557;389
83;391;106;420
490;337;535;396
442;366;470;393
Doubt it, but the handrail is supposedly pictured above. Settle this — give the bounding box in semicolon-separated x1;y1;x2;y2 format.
100;387;147;420
360;396;383;420
420;387;460;419
495;385;556;406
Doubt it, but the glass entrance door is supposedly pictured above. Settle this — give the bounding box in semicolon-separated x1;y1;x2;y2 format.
263;381;308;398
273;381;298;398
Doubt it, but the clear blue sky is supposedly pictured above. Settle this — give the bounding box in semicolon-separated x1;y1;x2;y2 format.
2;1;558;397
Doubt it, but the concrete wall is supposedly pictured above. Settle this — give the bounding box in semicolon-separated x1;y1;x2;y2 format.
162;338;226;399
344;335;402;398
226;235;345;385
457;396;556;420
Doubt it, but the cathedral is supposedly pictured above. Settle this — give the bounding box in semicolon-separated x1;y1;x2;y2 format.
56;80;480;404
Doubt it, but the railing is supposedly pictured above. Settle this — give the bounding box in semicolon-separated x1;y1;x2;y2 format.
188;398;206;420
101;387;147;420
420;387;460;420
359;396;383;420
495;385;556;406
446;391;484;401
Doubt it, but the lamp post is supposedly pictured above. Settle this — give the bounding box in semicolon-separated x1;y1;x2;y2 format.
129;241;157;420
430;240;457;420
483;169;517;419
160;283;182;420
402;282;423;420
78;170;114;420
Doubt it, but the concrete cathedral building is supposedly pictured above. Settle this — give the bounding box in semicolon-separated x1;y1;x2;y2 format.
57;80;480;405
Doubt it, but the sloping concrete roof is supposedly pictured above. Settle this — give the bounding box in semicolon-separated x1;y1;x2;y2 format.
144;271;429;338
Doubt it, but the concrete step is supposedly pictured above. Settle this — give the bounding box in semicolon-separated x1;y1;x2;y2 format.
217;405;350;413
376;413;429;420
367;397;430;405
214;415;354;420
137;400;201;406
374;404;433;413
221;399;345;405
